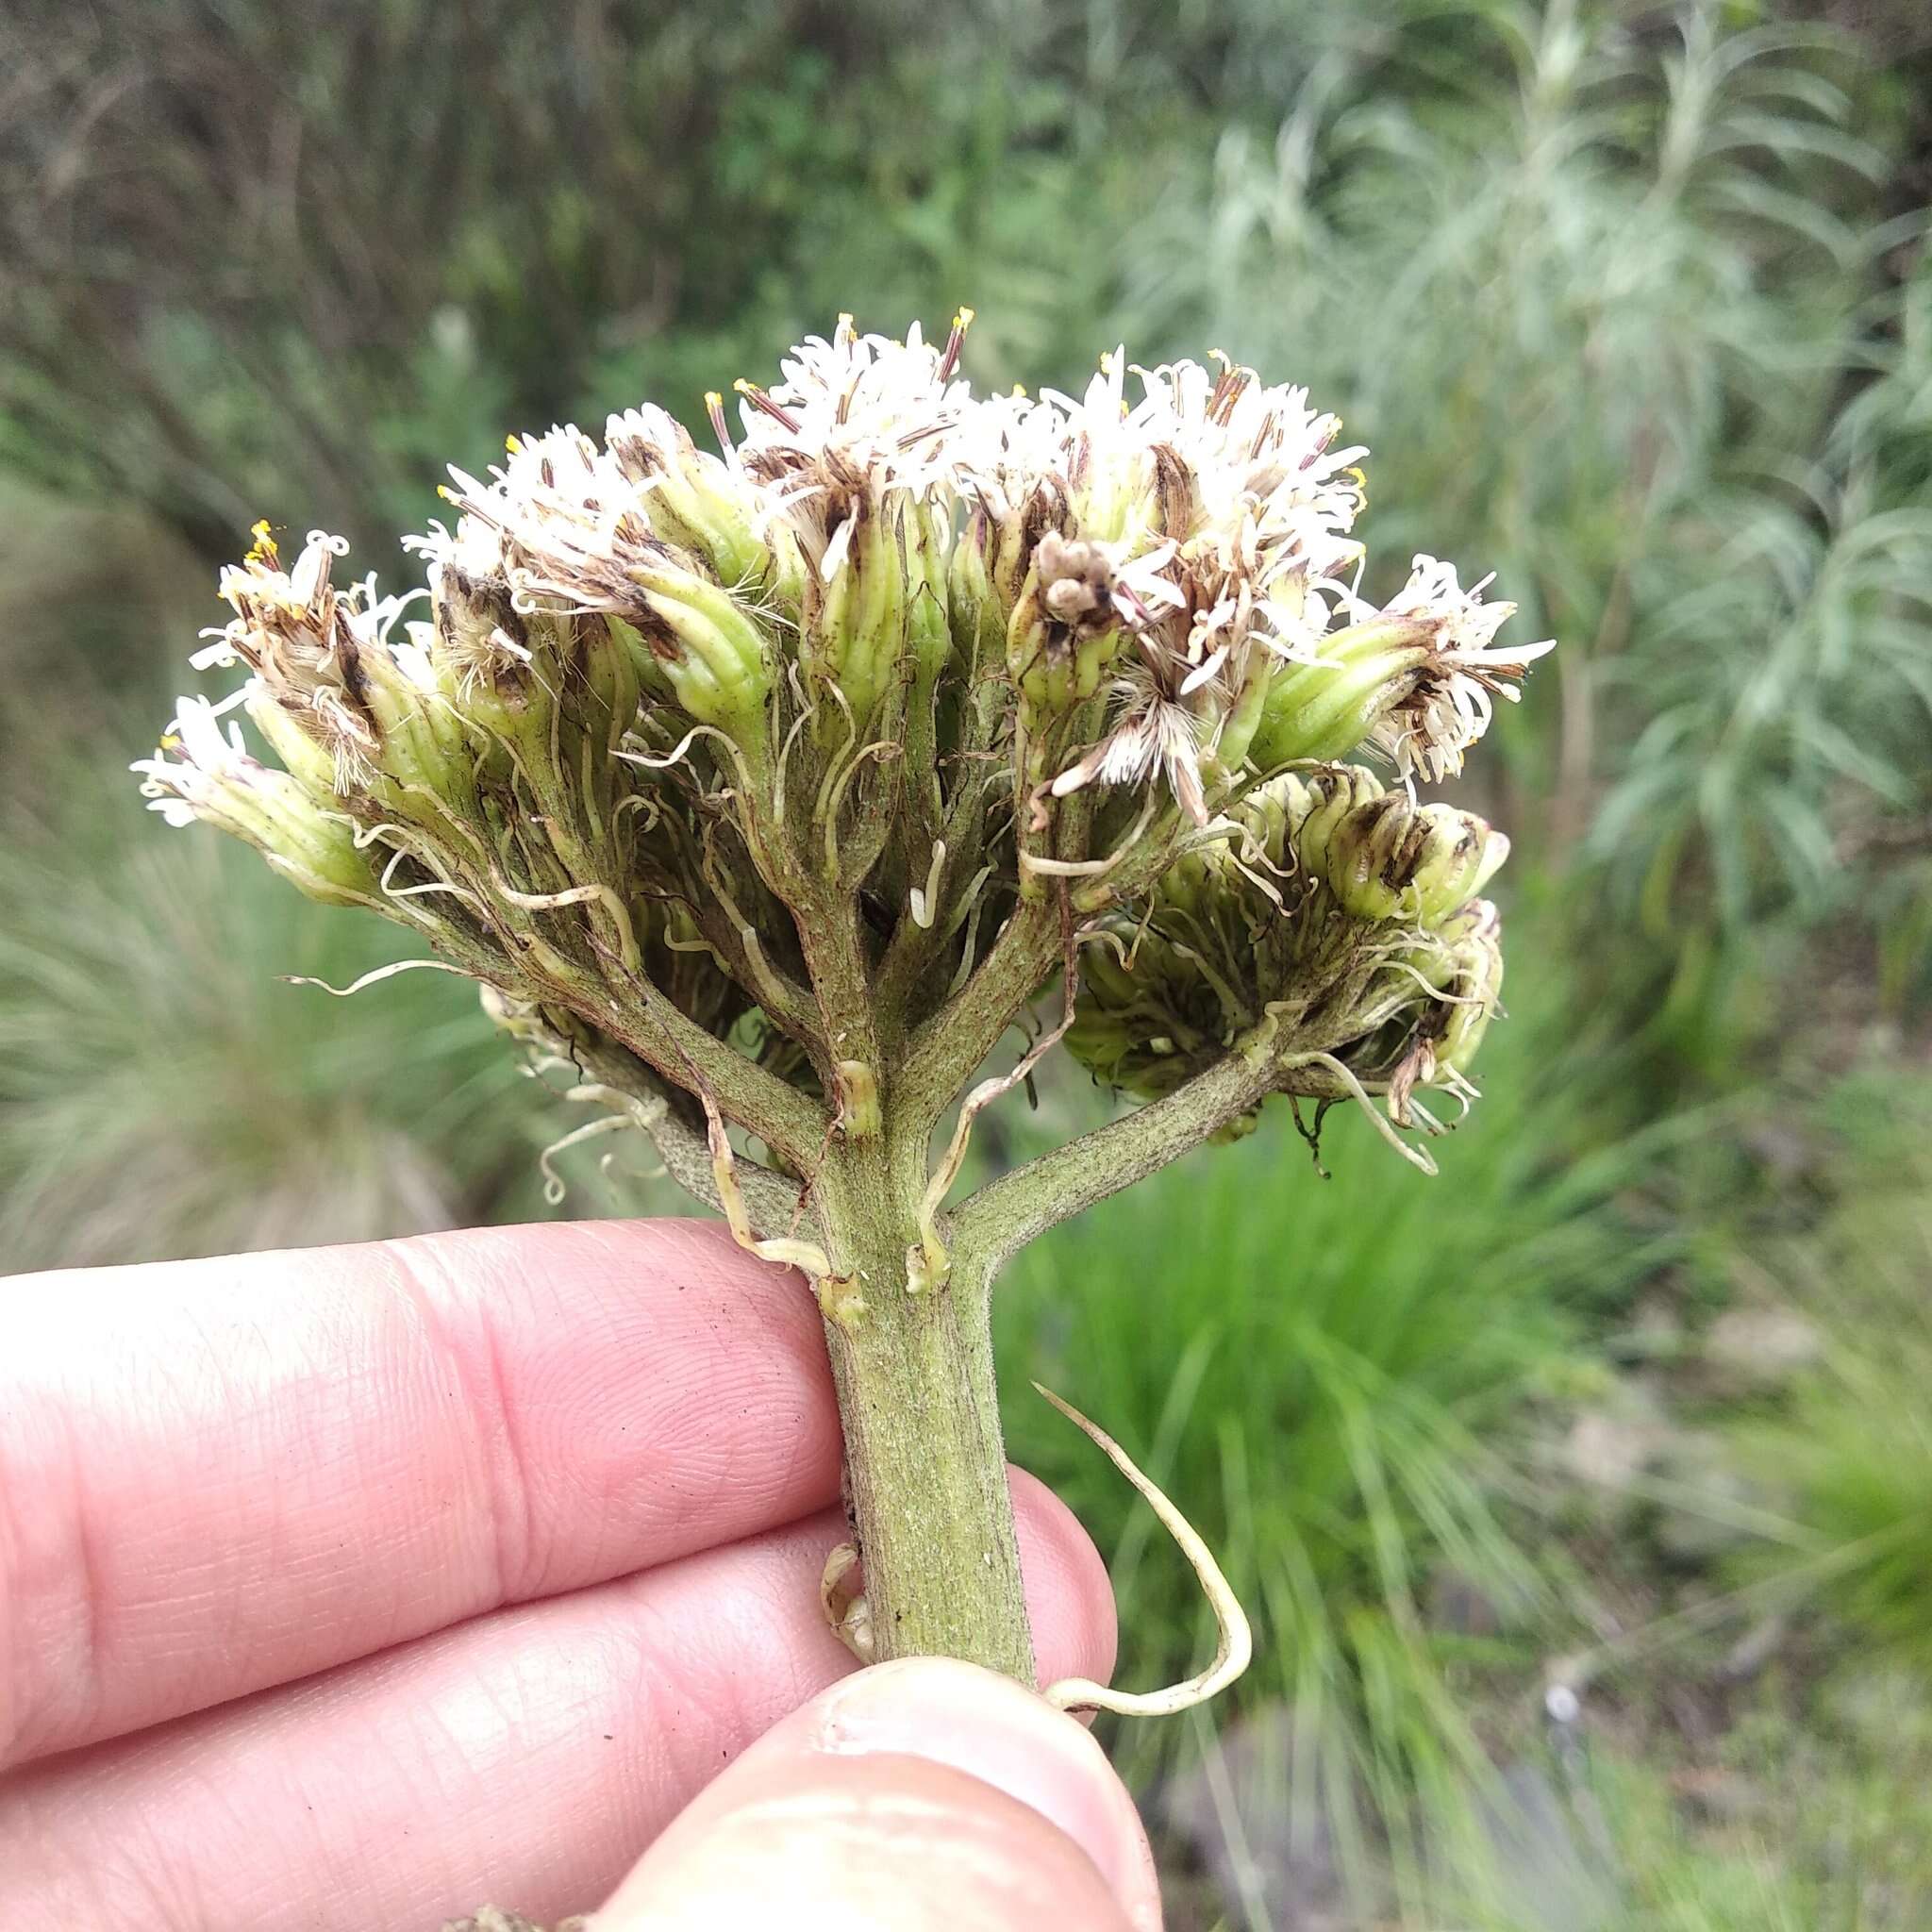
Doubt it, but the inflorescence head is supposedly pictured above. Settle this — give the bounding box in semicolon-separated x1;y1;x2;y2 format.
139;319;1548;1154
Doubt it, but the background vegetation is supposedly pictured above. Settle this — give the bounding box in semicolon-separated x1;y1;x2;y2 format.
3;1;1928;1923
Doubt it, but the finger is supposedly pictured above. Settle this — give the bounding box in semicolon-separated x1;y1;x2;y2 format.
0;1480;1117;1932
601;1657;1161;1932
1;1218;843;1771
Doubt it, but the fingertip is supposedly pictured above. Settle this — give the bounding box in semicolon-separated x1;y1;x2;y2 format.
565;1213;799;1292
808;1658;1158;1921
598;1657;1160;1931
1011;1465;1119;1692
597;1753;1134;1931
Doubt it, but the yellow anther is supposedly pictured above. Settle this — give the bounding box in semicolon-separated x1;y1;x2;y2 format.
938;306;975;381
731;377;799;431
704;391;724;410
437;483;457;502
505;432;523;455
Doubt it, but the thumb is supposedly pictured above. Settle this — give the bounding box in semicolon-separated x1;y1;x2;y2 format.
592;1657;1162;1930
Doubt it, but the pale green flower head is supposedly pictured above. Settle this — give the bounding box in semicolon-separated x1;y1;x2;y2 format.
136;316;1546;1174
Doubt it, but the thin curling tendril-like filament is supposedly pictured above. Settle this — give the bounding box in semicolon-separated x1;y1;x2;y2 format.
1034;1382;1253;1719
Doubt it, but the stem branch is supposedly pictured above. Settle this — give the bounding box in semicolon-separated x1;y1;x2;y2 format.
894;896;1060;1135
562;1037;816;1242
951;1043;1285;1274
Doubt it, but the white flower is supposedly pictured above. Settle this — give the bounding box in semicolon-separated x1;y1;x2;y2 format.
1051;684;1211;826
132;693;258;824
746;314;973;481
158;321;1549;835
1004;348;1381;817
953;382;1072;524
1369;556;1556;780
197;527;390;787
409;425;652;608
1013;351;1366;647
725;313;980;581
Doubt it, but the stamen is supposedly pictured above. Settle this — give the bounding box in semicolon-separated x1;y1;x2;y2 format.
1206;349;1253;426
732;377;800;432
704;390;735;457
937;306;975;382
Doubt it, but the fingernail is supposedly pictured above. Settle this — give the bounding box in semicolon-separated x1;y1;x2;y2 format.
811;1657;1159;1926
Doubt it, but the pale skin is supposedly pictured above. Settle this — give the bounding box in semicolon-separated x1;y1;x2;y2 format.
0;1220;1161;1929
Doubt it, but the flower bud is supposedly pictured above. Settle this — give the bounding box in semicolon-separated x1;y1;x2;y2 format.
415;564;566;793
1275;764;1385;872
1247;557;1551;779
1246;615;1434;770
1432;898;1505;1075
1008;532;1126;712
1203;648;1274;784
801;497;910;726
946;507;1004;673
1065;941;1209;1103
1298;790;1508;925
622;555;776;744
429;560;542;697
606;403;778;598
133;697;378;907
904;499;955;688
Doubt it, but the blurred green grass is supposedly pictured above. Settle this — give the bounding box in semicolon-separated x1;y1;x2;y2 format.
996;921;1677;1915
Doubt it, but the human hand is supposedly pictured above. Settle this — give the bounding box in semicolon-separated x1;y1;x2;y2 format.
1;1220;1158;1927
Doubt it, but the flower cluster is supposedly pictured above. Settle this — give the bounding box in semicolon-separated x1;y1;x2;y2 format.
1068;766;1507;1144
138;317;1546;1159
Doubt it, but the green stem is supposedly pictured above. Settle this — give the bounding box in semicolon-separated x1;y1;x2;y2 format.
819;1255;1034;1677
596;969;827;1166
566;1036;815;1242
950;1039;1292;1272
808;1129;1034;1677
893;896;1059;1135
